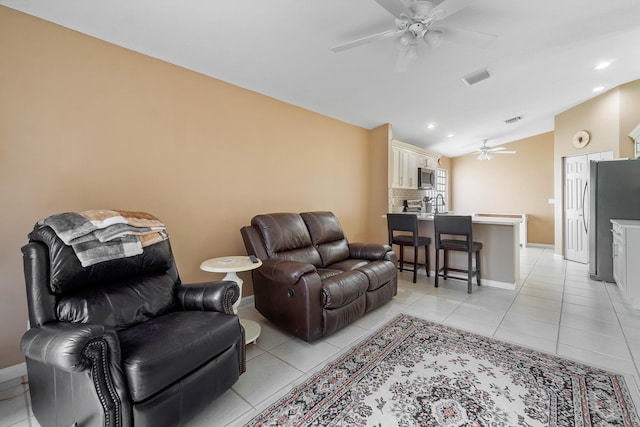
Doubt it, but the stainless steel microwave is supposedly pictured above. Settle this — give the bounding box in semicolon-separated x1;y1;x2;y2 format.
418;167;435;189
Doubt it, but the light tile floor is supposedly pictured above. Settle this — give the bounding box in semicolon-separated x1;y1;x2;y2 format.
2;247;639;426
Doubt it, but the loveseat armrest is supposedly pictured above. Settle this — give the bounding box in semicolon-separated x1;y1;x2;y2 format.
259;259;317;286
20;323;120;373
176;281;240;314
349;242;394;261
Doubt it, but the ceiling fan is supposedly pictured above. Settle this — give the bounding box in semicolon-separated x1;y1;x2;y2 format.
472;139;516;160
331;0;496;71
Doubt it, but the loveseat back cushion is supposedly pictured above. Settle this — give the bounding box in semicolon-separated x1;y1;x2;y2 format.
251;213;322;266
28;224;177;295
300;212;350;266
326;259;369;272
57;273;176;329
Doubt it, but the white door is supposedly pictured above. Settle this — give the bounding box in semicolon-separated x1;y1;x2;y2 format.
564;151;614;263
564;155;589;263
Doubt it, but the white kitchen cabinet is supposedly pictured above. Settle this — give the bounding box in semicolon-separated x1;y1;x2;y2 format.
611;219;640;309
406;152;418;188
424;156;438;170
391;146;402;188
390;140;440;189
391;146;418;189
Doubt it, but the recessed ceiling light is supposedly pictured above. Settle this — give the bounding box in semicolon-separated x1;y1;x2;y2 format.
593;86;605;92
595;61;611;70
426;123;437;130
447;133;455;138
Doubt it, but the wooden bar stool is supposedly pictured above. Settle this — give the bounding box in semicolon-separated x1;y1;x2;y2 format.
386;213;431;283
434;215;482;294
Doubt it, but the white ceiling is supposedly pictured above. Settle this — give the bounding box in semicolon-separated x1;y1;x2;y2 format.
3;0;640;157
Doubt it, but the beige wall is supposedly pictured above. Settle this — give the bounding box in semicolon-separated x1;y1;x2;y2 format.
0;7;382;367
451;132;555;245
553;79;640;255
368;124;394;244
619;80;640;159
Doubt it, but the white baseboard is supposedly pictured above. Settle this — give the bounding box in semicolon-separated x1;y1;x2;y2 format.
426;271;516;291
525;243;554;249
0;362;27;383
478;278;517;290
239;295;254;307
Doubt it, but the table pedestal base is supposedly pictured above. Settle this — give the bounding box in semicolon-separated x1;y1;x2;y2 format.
199;256;264;346
241;319;261;345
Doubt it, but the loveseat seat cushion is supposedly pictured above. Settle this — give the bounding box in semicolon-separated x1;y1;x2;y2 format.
321;271;368;309
300;212;350;266
251;213;322;266
356;260;397;292
118;310;240;402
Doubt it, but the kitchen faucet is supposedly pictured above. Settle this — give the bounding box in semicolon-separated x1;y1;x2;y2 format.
434;193;445;214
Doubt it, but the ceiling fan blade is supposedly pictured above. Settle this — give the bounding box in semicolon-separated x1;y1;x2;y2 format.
393;44;417;72
331;29;403;52
374;0;411;19
437;26;497;49
494;151;516;154
486;146;506;152
430;0;475;21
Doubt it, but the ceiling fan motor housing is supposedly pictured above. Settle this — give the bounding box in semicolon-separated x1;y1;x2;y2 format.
409;1;437;19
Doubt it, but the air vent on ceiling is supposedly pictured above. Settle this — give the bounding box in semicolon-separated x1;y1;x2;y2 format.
504;115;522;124
461;68;490;86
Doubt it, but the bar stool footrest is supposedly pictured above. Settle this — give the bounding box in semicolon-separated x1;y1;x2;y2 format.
437;268;479;281
398;263;429;273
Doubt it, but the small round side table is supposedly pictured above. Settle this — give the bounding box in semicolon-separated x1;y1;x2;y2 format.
200;255;262;345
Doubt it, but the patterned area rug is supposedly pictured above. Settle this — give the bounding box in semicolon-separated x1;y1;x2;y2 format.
246;314;640;426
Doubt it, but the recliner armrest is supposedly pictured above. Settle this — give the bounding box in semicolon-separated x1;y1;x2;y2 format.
176;281;240;314
20;323;120;373
259;259;317;286
349;242;393;261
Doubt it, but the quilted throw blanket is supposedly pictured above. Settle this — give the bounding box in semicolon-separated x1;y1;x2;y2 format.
39;209;168;267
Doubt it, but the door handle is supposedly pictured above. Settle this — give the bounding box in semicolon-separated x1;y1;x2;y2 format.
581;182;589;234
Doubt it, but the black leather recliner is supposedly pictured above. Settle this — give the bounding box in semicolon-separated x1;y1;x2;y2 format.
20;222;246;427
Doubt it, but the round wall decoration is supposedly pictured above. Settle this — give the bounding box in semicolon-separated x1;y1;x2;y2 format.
572;130;590;148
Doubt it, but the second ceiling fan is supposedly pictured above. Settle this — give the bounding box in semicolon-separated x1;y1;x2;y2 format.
331;0;496;71
472;139;516;160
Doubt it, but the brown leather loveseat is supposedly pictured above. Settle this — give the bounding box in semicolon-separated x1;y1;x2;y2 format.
240;211;397;342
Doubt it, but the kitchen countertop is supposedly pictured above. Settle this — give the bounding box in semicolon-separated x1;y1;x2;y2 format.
387;213;523;226
383;212;522;288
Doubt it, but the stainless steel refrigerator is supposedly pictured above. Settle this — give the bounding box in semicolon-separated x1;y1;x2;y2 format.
589;159;640;282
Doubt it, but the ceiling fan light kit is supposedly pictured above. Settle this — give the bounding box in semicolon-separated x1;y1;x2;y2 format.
395;31;416;50
423;29;444;47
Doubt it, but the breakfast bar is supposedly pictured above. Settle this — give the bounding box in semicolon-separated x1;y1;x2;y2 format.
386;214;522;289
